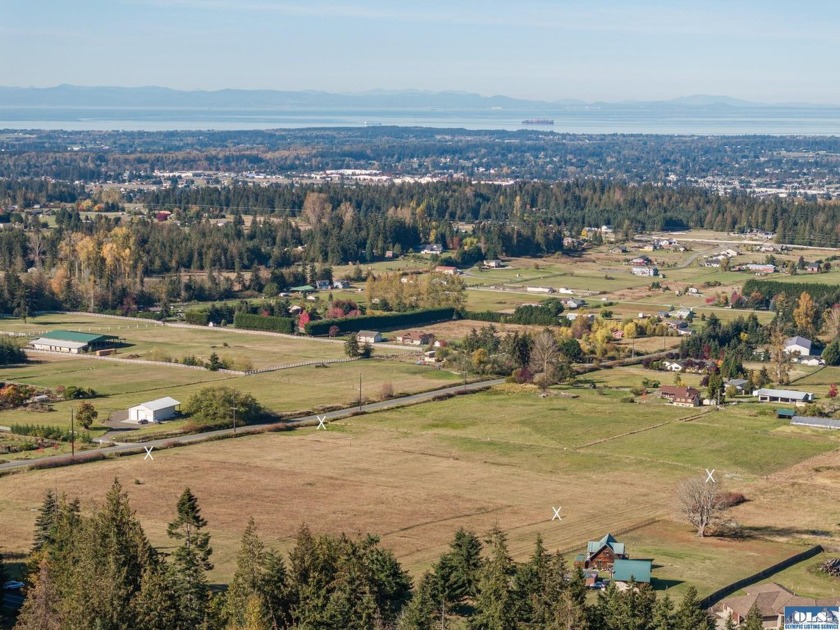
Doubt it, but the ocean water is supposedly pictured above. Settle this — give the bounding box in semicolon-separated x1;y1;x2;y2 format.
1;105;840;134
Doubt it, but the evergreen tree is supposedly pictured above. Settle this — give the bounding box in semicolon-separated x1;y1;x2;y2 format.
674;586;713;630
723;613;738;630
652;593;676;630
167;488;213;570
743;604;764;630
398;573;438;630
225;517;288;630
431;527;483;612
14;560;63;630
133;563;184;630
468;525;517;630
31;489;59;553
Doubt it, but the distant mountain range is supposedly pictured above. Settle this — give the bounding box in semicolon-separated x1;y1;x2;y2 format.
0;85;819;110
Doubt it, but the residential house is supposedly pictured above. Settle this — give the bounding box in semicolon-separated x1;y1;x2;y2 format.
128;397;180;424
333;279;350;289
660;385;701;406
421;244;443;254
356;331;383;344
713;583;840;629
631;266;659;277
423;350;438;365
754;388;814;406
573;533;627;570
806;262;822;273
29;330;119;355
612;559;652;586
784;336;812;356
662;360;684;372
725;378;748;394
629;256;652;266
483;259;504;268
315;280;332;291
672;307;694;320
397;331;435;346
434;266;458;275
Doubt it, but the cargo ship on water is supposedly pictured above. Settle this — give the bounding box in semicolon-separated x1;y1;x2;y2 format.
522;118;554;125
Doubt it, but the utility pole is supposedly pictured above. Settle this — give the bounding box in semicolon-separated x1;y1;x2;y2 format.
231;405;238;434
359;373;362;411
70;408;75;457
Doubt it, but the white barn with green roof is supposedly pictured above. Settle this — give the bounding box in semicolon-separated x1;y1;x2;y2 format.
28;330;118;354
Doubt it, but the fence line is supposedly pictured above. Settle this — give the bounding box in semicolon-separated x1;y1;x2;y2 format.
555;517;662;556
701;544;824;610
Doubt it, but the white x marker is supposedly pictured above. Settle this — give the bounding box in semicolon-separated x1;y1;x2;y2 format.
552;507;562;521
143;446;154;461
316;416;327;430
705;468;715;483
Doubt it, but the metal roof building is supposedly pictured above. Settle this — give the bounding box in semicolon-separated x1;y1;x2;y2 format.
128;397;181;423
29;330;118;354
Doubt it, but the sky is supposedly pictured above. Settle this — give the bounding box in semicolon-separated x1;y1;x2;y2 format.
2;0;840;103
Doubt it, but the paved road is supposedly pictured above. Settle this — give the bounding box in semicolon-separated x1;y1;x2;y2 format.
0;378;505;473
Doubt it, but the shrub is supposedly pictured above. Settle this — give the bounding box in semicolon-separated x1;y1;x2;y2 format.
0;338;27;365
620;396;635;403
182;386;264;427
720;492;747;508
380;382;394;399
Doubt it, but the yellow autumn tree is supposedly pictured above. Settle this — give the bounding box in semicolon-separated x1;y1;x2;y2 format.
793;291;818;337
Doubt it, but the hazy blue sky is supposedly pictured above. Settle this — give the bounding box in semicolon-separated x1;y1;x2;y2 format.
3;0;840;102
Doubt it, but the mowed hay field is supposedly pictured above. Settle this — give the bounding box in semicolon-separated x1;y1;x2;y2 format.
2;381;839;597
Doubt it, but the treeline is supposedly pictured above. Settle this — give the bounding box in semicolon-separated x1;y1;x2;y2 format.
14;481;721;630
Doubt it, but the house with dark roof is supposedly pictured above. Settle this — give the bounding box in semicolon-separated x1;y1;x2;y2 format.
714;583;840;629
573;533;627;570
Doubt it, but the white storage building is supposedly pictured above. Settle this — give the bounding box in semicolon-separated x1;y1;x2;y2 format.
128;397;181;423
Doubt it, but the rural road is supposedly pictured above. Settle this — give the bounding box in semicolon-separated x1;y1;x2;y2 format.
0;378;505;473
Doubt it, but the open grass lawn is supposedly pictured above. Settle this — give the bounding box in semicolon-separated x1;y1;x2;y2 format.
2;382;839;598
0;313;353;369
0;354;460;437
753;554;840;598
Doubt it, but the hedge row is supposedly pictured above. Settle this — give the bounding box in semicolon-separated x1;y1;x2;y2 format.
305;307;457;336
742;279;840;307
462;310;507;323
185;309;209;326
234;312;295;334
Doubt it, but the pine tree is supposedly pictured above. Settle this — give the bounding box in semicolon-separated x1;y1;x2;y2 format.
723;612;738;630
652;593;676;630
398;573;438;630
674;586;713;630
14;560;63;630
133;563;184;630
743;604;764;630
32;489;59;553
468;525;517;630
225;517;288;630
432;527;483;612
167;488;213;570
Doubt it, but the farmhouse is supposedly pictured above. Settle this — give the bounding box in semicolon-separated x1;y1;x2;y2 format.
713;583;840;629
574;533;627;570
612;559;652;585
631;266;659;277
333;279;350;289
630;256;652;266
660;385;701;406
483;259;504;268
356;330;383;344
434;266;458;275
783;336;812;356
315;280;332;291
28;330;118;354
128;397;180;424
754;388;814;406
397;331;435;346
726;378;748;394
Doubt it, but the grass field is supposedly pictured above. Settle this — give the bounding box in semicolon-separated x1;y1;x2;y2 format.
2;378;840;598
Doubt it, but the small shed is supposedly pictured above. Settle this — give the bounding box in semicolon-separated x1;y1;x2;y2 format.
128;397;181;424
